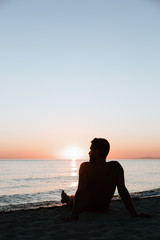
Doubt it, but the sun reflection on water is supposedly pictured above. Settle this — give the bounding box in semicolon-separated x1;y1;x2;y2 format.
71;160;78;176
71;160;78;187
71;181;78;187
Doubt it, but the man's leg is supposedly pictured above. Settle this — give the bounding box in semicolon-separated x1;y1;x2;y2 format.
61;190;74;208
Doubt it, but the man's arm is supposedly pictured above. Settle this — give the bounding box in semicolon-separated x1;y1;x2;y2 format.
71;162;88;218
116;163;138;217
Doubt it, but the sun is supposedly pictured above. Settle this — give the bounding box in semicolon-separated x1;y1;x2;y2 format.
59;146;86;160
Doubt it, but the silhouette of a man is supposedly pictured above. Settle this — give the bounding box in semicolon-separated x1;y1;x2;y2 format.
61;138;147;220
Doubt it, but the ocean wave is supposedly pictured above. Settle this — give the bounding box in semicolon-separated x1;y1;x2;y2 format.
0;201;63;213
130;188;160;198
7;175;75;182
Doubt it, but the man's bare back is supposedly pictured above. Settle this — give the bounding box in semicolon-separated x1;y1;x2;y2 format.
76;161;122;211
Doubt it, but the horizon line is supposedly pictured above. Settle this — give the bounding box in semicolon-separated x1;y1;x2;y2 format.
0;157;160;160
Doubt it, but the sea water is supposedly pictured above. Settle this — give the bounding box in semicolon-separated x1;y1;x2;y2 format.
0;159;160;212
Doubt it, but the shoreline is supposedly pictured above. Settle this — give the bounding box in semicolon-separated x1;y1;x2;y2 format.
0;193;160;214
1;187;160;213
0;196;160;240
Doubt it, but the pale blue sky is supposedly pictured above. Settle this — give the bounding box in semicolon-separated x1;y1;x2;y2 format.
0;0;160;159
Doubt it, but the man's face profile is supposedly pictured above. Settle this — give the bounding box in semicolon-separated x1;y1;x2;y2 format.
89;144;96;162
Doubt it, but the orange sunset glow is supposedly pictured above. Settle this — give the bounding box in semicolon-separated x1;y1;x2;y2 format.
1;135;160;160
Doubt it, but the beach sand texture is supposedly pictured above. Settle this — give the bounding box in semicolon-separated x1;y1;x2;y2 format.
0;196;160;240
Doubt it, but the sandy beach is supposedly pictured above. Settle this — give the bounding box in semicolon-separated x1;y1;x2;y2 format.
0;196;160;240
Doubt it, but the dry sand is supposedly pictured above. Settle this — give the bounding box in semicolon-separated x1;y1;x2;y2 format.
0;196;160;240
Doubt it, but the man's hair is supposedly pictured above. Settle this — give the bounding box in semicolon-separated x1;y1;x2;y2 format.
91;138;110;158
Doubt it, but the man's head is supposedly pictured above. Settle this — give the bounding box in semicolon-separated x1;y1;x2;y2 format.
89;138;110;162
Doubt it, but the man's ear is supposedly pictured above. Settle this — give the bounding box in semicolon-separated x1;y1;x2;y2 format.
94;149;99;158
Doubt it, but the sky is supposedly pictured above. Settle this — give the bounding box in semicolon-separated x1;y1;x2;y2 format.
0;0;160;160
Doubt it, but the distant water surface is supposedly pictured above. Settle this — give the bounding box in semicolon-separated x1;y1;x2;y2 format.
0;159;160;212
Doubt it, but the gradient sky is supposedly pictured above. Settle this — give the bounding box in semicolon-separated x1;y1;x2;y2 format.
0;0;160;159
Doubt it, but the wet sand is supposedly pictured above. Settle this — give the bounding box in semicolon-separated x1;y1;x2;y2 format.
0;196;160;240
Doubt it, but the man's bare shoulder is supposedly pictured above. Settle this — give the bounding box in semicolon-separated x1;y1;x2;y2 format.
80;161;90;168
107;160;123;169
79;162;90;173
